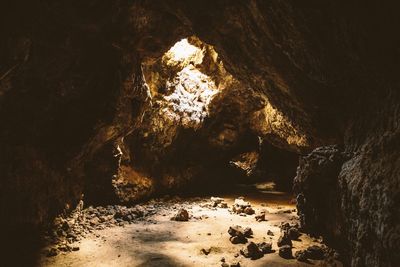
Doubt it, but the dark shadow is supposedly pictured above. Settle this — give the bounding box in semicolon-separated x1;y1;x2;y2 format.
136;252;183;267
1;224;44;267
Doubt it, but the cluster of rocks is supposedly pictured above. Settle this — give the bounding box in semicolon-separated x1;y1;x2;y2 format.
226;222;330;262
228;225;253;244
240;241;273;260
44;201;151;257
210;197;228;208
221;257;241;267
276;222;301;259
232;198;255;215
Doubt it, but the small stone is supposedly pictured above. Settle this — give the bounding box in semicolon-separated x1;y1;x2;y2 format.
72;246;80;251
201;248;211;255
277;233;292;247
295;250;308;262
230;261;241;267
228;225;252;238
221;263;229;267
288;227;301;240
46;248;58;257
267;230;274;236
171;209;189;221
240;242;263;259
255;213;266;222
244;207;255;215
218;202;228;208
279;245;293;259
243;227;253;237
230;235;247;244
306;245;324;260
257;242;273;254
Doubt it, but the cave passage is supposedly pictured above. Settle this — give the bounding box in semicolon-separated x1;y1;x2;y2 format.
1;2;398;267
39;37;338;267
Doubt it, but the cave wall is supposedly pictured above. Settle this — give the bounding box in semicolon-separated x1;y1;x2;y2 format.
0;0;184;228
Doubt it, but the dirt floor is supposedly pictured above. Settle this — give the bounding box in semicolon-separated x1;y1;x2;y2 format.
39;183;343;267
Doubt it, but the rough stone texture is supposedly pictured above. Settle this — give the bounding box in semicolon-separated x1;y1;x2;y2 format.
293;145;350;235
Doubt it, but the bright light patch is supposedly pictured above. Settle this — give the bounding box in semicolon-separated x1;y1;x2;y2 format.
163;38;203;66
169;39;199;61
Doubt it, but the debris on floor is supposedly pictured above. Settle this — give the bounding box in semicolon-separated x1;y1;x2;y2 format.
255;210;268;222
279;245;293;259
171;208;189;221
240;241;273;259
228;225;253;244
232;197;255;215
210;197;229;208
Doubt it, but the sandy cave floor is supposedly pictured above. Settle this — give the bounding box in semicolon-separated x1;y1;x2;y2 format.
39;184;343;267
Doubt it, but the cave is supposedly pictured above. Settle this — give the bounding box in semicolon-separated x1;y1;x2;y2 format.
1;1;399;267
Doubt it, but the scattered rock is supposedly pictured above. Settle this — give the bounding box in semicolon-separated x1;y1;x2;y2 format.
294;245;325;262
232;198;253;214
305;245;325;260
221;263;229;267
46;248;58;257
267;230;274;236
295;250;308;262
288;227;301;240
201;248;211;255
279;245;293;259
228;225;252;244
243;207;255;215
240;242;264;260
255;212;266;222
230;262;241;267
277;233;292;247
211;197;224;207
257;242;273;254
218;202;228;208
171;209;189;221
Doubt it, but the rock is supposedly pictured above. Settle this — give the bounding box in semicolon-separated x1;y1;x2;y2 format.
279;245;293;259
267;230;274;236
171;209;189;221
228;225;252;244
243;207;255;215
277;233;292;247
230;262;241;267
240;242;263;260
201;248;211;255
257;242;273;254
255;213;266;222
243;227;253;237
306;245;324;260
228;225;253;238
46;248;58;257
230;235;247;244
232;198;252;214
221;263;229;267
218;202;228;208
211;197;224;207
295;250;308;262
294;245;325;261
288;227;301;240
72;246;80;251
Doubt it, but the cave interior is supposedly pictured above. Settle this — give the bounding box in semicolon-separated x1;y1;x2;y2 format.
0;1;399;267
